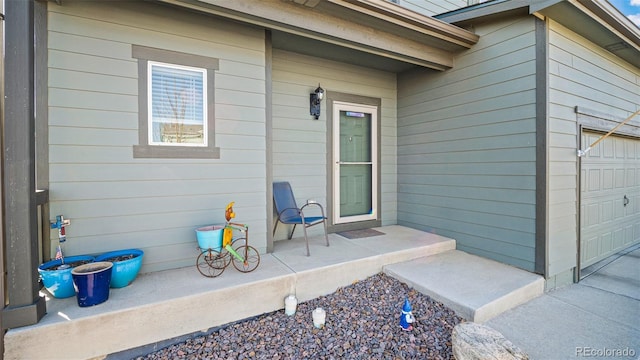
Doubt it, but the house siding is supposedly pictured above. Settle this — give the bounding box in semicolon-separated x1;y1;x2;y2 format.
271;49;397;239
47;1;267;272
399;0;468;17
397;16;538;271
547;19;640;278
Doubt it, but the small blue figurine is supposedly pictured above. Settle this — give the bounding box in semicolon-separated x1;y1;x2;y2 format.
399;298;415;331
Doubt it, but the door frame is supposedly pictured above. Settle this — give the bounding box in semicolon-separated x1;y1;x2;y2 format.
325;91;382;233
332;101;378;224
576;107;640;280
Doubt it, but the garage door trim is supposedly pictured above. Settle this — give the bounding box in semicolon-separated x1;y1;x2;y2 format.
577;109;640;279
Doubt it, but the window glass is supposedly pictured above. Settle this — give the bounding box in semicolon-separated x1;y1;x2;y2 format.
149;62;206;146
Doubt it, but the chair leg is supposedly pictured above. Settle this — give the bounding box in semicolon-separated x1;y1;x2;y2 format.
322;220;329;247
302;224;310;257
288;224;297;240
273;221;279;236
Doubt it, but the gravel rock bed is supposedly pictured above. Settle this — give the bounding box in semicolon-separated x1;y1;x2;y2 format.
135;273;463;359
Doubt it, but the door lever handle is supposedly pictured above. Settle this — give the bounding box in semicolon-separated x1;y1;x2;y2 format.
623;195;629;207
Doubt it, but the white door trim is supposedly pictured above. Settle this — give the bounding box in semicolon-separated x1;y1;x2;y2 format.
332;101;378;224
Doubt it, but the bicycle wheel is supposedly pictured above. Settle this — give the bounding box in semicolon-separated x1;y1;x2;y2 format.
231;244;260;273
196;250;227;278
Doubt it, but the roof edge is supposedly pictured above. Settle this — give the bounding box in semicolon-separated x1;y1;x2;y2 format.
437;0;640;68
571;0;640;47
334;0;479;47
435;0;527;23
158;0;465;70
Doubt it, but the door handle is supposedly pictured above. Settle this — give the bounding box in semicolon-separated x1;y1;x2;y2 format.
623;195;629;207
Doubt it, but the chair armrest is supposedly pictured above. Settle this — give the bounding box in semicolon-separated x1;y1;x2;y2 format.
300;201;326;217
277;207;302;221
278;207;302;215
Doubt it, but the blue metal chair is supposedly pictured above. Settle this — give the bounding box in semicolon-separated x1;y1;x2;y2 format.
273;181;329;256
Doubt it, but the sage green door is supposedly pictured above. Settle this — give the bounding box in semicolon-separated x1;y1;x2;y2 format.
333;102;377;224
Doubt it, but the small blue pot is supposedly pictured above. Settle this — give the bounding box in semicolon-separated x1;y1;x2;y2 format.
196;225;224;252
38;255;95;298
72;261;113;307
95;249;144;288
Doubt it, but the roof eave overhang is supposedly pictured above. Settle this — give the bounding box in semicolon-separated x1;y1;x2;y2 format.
536;0;640;68
157;0;479;71
437;0;640;69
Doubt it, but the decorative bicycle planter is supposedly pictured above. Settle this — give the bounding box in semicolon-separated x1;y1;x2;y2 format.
38;255;95;298
95;249;144;288
195;202;260;278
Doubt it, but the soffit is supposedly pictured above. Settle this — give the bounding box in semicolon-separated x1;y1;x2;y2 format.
535;0;640;68
437;0;640;69
157;0;479;71
271;30;422;72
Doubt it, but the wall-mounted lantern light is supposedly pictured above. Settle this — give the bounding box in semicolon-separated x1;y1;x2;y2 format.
310;84;325;120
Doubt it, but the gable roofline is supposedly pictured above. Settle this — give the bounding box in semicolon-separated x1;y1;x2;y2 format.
435;0;531;22
324;0;479;48
437;0;640;68
157;0;479;71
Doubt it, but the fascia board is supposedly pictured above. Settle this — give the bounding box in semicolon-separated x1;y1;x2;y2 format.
159;0;462;70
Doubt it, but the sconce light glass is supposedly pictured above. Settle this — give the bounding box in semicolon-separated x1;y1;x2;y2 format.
310;84;325;120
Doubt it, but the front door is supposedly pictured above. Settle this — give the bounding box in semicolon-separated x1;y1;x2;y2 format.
332;102;378;224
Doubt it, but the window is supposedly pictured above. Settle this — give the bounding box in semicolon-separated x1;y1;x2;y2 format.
149;62;206;146
132;45;220;158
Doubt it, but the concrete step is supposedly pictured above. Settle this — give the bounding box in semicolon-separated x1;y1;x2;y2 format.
383;250;544;323
271;225;457;302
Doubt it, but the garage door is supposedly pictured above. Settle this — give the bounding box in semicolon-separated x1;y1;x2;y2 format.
580;131;640;269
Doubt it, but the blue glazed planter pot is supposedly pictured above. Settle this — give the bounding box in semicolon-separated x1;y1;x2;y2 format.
38;255;95;298
72;261;113;307
95;249;144;288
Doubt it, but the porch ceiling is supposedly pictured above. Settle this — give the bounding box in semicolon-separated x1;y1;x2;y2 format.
157;0;480;71
271;30;421;73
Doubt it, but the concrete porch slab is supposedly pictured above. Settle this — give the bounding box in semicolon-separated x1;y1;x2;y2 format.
4;225;456;360
383;250;544;323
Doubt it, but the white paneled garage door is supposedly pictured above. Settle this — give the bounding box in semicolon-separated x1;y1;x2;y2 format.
580;131;640;269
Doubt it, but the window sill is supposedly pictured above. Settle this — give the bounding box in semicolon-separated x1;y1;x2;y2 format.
133;145;220;159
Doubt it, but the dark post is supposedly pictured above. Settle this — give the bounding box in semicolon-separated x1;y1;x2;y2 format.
0;0;5;352
2;0;47;329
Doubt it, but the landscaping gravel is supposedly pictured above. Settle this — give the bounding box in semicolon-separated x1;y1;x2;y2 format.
134;273;463;359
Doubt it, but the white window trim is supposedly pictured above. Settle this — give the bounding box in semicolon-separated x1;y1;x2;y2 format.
147;61;208;148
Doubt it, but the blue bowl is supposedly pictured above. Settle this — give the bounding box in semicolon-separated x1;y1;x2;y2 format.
38;255;95;298
95;249;144;288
